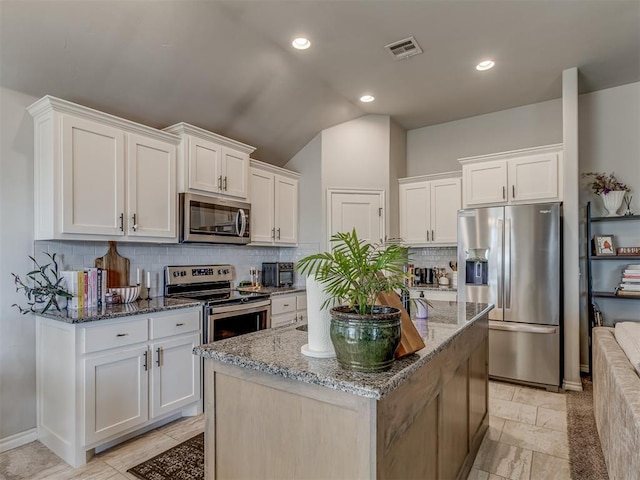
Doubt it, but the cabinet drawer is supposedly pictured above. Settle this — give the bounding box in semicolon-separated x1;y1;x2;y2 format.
271;295;296;315
150;310;200;339
271;312;297;328
84;318;148;353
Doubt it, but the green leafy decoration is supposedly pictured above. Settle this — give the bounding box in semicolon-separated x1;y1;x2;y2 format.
12;252;72;315
296;229;411;315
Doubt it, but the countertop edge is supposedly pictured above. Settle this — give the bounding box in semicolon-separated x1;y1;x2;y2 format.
37;297;203;324
195;302;494;400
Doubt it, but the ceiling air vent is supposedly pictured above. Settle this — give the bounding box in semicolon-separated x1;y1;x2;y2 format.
384;36;423;60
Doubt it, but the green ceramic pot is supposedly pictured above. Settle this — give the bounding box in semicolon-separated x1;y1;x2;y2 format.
329;305;402;373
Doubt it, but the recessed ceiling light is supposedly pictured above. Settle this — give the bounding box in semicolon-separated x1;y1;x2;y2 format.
476;60;495;71
292;37;311;50
360;95;375;103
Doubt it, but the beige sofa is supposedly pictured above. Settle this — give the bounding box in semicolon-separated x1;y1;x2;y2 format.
593;327;640;480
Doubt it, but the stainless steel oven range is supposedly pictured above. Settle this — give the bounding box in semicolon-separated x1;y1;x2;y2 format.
164;265;270;343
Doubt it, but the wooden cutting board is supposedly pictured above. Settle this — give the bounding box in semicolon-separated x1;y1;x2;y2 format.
377;290;426;358
95;241;130;288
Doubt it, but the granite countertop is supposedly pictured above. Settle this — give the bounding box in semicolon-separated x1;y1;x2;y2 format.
409;285;457;292
194;300;493;400
237;286;306;296
37;297;202;324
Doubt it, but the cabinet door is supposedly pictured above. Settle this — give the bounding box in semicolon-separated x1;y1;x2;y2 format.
328;191;384;245
127;134;177;239
221;148;248;199
430;178;461;244
463;160;507;207
149;333;201;418
188;136;222;194
249;168;275;244
399;181;430;245
61;115;125;235
274;175;298;245
84;346;148;444
508;152;559;203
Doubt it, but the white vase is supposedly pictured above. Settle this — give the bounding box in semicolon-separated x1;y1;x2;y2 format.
600;191;626;217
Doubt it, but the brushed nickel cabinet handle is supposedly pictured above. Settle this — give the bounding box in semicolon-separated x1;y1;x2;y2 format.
156;347;162;367
271;228;275;239
512;185;515;198
119;213;124;231
502;186;506;200
176;322;185;327
218;175;223;190
224;176;228;191
116;333;128;337
277;228;281;240
132;213;138;231
143;351;148;371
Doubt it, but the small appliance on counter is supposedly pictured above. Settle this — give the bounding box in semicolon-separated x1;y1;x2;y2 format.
261;262;295;287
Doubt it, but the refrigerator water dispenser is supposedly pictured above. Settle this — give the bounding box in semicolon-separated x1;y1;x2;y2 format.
465;249;488;285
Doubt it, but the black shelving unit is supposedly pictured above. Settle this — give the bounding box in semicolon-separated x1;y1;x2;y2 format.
586;201;640;372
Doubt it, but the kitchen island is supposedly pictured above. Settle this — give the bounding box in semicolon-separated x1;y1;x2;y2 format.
195;300;492;480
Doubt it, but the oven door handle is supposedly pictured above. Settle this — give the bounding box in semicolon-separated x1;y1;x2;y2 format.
208;300;271;318
236;209;247;238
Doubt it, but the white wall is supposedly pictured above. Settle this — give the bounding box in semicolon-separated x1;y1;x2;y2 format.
577;82;640;369
407;99;562;175
579;82;640;215
388;120;406;240
0;87;38;441
322;115;391;191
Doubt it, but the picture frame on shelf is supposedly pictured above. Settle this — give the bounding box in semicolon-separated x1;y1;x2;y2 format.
594;234;616;256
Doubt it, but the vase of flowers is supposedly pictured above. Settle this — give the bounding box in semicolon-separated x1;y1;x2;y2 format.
581;172;630;217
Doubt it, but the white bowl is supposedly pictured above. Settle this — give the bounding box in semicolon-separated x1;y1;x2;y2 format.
110;285;141;304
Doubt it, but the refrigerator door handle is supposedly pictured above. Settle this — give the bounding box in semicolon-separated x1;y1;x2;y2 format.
489;321;557;334
497;218;504;309
505;218;511;309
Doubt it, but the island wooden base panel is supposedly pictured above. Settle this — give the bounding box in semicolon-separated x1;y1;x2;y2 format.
205;318;488;479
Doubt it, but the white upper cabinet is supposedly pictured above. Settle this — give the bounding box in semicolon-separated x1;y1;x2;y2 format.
28;96;179;242
164;123;255;200
127;133;177;238
399;173;461;246
249;159;299;246
460;144;563;208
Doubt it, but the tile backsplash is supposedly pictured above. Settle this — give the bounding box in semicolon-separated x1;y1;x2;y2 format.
36;240;322;297
34;240;455;297
409;247;458;272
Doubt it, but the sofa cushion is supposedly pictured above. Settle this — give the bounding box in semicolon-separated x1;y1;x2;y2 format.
614;322;640;376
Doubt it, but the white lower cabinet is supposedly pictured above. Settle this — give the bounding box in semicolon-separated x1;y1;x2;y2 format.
84;346;149;445
270;292;307;328
36;307;202;467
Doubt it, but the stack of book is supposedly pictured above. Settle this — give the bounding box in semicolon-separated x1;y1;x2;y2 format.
616;265;640;298
60;268;108;309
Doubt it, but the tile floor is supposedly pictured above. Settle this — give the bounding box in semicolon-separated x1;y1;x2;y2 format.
0;415;204;480
468;381;570;480
0;381;569;480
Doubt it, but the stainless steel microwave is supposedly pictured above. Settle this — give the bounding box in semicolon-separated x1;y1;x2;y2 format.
179;193;251;244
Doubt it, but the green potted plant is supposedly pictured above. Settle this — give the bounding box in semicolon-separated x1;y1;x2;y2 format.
296;229;412;373
12;253;71;314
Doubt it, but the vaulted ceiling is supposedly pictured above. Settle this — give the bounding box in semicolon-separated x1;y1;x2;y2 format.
2;1;639;166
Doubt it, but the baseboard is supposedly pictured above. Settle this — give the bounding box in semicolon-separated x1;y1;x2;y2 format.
0;428;37;453
563;379;584;392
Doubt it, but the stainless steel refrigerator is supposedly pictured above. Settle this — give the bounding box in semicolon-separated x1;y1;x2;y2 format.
457;203;562;390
